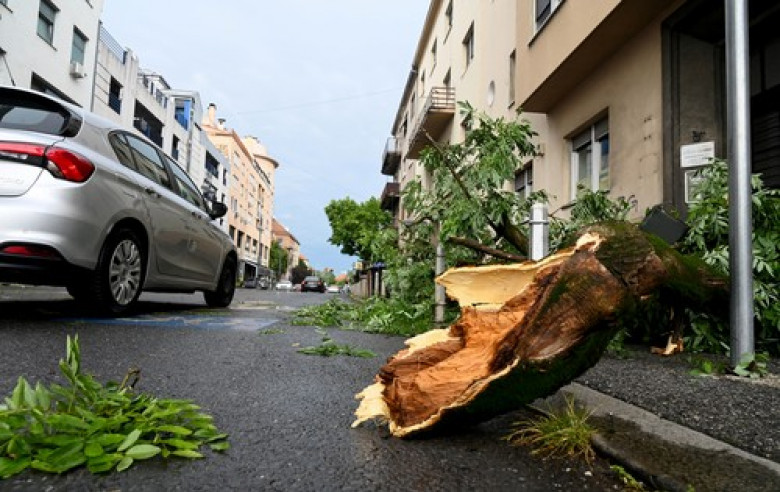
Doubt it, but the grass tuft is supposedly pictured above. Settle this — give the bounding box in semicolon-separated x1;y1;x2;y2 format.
505;394;596;463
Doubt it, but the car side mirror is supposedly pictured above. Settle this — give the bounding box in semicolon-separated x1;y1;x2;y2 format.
209;201;228;220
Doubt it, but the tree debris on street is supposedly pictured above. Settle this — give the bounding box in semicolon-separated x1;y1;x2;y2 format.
353;222;727;437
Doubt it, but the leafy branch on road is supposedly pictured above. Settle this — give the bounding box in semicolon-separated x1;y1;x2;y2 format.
297;329;375;358
0;335;229;478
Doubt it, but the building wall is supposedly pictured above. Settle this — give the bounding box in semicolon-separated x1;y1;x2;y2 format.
533;17;666;215
203;105;265;281
391;0;524;222
515;0;684;217
0;0;104;106
243;136;278;268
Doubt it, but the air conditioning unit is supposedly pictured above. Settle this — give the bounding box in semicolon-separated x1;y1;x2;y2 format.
69;62;86;79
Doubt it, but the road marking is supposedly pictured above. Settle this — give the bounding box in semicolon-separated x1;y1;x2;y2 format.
60;312;280;331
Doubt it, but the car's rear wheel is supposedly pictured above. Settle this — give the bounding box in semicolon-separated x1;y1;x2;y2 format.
91;228;145;315
204;257;236;308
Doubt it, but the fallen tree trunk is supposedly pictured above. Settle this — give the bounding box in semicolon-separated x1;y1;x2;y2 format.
352;222;727;438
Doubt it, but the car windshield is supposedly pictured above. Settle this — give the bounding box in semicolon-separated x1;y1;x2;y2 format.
304;277;319;282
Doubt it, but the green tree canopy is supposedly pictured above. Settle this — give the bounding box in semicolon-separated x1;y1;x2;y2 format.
325;196;394;262
403;102;542;260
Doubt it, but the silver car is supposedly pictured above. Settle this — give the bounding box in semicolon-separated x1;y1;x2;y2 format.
0;86;237;314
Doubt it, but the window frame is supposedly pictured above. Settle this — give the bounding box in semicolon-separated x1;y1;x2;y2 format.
515;163;534;199
535;0;564;33
71;27;88;65
570;116;609;200
463;23;475;69
37;0;58;45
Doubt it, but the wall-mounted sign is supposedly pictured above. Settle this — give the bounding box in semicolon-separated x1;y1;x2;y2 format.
680;141;715;168
684;169;706;203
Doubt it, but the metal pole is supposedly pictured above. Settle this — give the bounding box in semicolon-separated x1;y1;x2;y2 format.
529;203;549;261
434;226;446;325
725;0;754;367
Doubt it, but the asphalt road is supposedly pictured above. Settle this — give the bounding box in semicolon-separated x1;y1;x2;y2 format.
0;285;623;491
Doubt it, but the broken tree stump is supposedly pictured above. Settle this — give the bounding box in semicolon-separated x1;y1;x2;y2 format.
352;222;727;438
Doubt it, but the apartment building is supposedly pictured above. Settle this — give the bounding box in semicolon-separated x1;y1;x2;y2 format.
0;0;104;106
384;0;779;226
203;105;277;283
381;0;542;225
518;0;779;217
91;26;231;234
243;136;279;271
271;218;300;281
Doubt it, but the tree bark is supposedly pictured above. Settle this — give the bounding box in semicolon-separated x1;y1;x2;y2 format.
353;222;727;438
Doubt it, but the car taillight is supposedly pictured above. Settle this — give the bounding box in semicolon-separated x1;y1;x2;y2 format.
0;142;94;182
45;147;94;182
1;244;61;259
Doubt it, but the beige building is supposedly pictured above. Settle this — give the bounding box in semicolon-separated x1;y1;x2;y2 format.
203;105;276;283
384;0;780;226
271;218;301;280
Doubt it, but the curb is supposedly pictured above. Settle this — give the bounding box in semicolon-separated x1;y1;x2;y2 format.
560;383;780;490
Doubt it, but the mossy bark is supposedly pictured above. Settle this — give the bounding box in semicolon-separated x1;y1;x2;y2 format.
353;222;728;438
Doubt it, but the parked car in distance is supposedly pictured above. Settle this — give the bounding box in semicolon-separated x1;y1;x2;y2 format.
326;284;340;294
301;275;326;293
275;279;293;291
0;86;237;314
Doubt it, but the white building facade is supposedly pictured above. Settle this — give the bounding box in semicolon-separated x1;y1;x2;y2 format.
0;0;104;107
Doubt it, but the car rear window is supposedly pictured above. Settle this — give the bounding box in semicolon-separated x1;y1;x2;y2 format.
0;89;76;136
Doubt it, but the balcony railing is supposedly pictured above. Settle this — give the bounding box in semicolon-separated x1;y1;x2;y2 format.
407;86;456;159
380;181;400;211
381;136;402;176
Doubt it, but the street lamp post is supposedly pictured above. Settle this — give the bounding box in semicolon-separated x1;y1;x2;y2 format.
404;218;446;325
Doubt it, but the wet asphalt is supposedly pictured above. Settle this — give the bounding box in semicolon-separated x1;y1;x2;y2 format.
0;285;623;491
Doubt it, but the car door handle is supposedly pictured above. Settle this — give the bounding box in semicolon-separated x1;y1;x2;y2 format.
144;187;159;198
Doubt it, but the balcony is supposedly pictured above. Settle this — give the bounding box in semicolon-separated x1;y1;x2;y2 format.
381;137;402;176
407;87;456;159
380;181;400;212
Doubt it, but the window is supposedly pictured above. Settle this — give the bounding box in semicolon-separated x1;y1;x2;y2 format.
509;50;516;106
420;70;425;96
443;69;451;88
445;1;453;34
431;39;438;67
107;133;137;171
463;24;475;68
108;78;122;114
171;135;180;160
535;0;564;31
570;116;609;198
124;134;172;189
0;1;9;8
71;28;87;65
515;164;534;199
167;156;207;210
37;0;58;44
205;152;220;178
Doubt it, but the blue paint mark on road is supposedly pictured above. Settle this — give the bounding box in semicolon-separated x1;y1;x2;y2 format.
60;312;280;331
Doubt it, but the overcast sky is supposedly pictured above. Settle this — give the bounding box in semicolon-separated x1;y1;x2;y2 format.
101;1;429;275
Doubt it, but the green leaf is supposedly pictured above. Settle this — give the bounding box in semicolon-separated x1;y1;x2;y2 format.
0;457;31;479
161;438;199;450
45;414;90;432
87;454;120;474
124;444;161;460
171;449;204;459
84;441;104;458
117;429;141;452
156;425;193;436
116;456;133;472
96;433;127;448
208;441;230;452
